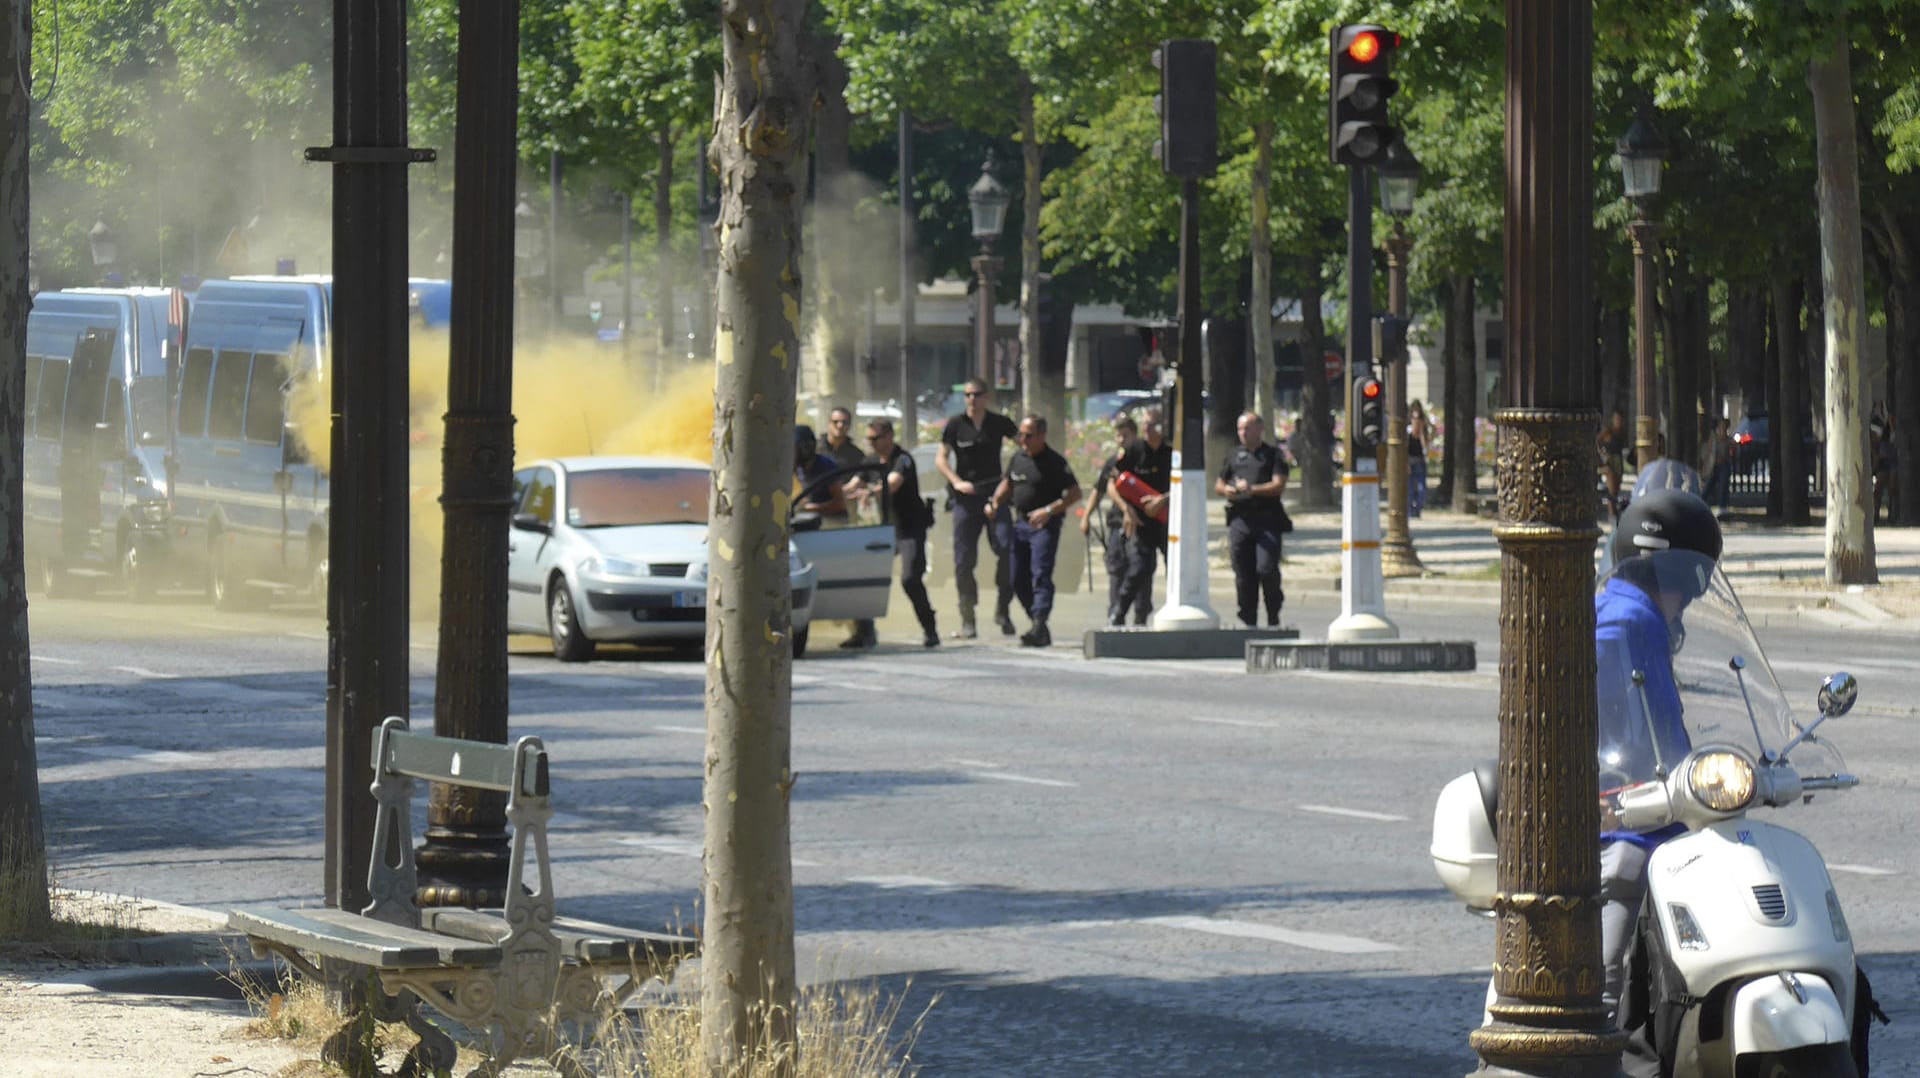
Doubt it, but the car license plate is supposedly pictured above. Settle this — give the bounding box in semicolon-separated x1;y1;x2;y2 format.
674;589;706;609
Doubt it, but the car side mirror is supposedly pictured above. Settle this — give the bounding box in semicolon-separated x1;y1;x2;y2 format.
1817;672;1857;719
791;510;823;533
511;512;551;535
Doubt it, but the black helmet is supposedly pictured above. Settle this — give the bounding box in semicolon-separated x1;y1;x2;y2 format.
794;424;817;458
1611;489;1723;566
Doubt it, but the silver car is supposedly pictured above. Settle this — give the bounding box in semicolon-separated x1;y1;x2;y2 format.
505;456;894;661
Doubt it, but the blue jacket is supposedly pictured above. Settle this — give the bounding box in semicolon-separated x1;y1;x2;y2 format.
1596;575;1689;850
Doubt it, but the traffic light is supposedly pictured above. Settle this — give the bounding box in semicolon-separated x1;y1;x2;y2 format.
1374;314;1409;363
1352;375;1385;450
1329;24;1402;167
1152;40;1218;177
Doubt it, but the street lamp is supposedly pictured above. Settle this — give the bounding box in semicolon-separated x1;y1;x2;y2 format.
88;219;117;281
514;195;541;339
1376;137;1425;579
967;151;1010;390
1617;108;1668;471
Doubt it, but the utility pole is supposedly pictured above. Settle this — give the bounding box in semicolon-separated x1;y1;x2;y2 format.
1469;1;1623;1073
415;0;519;909
315;0;422;913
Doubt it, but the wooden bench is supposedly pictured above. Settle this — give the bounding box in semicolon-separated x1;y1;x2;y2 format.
230;716;698;1076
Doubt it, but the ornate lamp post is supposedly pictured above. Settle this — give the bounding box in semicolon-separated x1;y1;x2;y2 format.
513;195;541;340
88;219;118;284
1617;109;1667;472
967;152;1010;391
1377;138;1425;578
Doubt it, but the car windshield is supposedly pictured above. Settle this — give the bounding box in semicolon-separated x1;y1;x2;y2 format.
565;467;709;528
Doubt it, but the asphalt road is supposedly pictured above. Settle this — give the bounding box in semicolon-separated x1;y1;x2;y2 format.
21;580;1920;1076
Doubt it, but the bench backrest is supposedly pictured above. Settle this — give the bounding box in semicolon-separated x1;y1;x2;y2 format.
377;724;550;798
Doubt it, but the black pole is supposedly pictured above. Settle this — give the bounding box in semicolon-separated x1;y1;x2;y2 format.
1345;165;1373;469
1178;175;1203;467
322;0;412;913
415;0;519;908
897;107;917;448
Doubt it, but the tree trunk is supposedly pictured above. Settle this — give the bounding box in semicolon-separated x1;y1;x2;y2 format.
703;0;807;1068
809;35;855;419
1880;209;1920;525
1807;32;1877;582
1436;279;1458;506
1296;250;1335;508
1766;277;1790;518
1597;301;1629;421
0;0;50;936
1447;274;1479;511
655;128;676;374
1779;272;1812;524
1249;119;1276;431
1726;284;1765;420
1205;287;1248;472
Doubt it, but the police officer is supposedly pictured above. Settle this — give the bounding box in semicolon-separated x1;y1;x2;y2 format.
1082;415;1140;626
936;378;1019;639
845;418;939;648
1118;408;1173;621
1214;411;1288;627
987;415;1081;647
822;406;867;469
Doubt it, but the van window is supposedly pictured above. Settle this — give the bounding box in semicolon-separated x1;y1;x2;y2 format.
103;382;126;443
179;347;215;437
23;357;42;438
131;379;168;445
33;359;68;441
244;353;287;445
208;349;252;441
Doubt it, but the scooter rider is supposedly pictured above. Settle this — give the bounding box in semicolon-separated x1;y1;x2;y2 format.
1597;490;1721;1067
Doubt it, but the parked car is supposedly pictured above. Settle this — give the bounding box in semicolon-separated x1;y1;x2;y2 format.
505;456;890;662
1730;412;1821;474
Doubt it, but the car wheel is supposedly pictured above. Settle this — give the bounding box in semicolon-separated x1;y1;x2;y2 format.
122;538;157;601
792;624;810;659
310;555;329;609
548;579;596;662
210;533;250;610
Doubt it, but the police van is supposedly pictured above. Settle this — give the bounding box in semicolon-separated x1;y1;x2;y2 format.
23;288;182;597
168;277;331;606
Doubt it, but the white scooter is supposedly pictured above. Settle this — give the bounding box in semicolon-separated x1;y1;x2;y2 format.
1432;549;1882;1076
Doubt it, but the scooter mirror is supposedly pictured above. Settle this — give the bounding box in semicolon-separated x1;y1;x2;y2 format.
1817;672;1858;719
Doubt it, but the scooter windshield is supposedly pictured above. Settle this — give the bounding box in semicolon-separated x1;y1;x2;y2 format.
1595;550;1847;791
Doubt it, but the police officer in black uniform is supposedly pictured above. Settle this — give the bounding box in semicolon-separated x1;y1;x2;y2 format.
846;418;939;648
987;415;1081;647
936;378;1019;638
1214;411;1289;627
1117;408;1174;622
1082;415;1140;626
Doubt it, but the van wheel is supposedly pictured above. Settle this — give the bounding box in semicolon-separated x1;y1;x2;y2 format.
548;580;595;662
1735;1044;1857;1078
122;540;158;601
792;625;810;659
210;535;249;610
37;558;62;597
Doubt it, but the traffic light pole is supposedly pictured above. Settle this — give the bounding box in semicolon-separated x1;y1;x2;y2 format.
1330;165;1395;642
1152;174;1218;630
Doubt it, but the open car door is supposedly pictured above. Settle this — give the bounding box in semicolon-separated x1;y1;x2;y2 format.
792;463;894;621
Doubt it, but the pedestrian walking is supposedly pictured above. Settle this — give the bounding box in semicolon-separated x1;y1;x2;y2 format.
1215;411;1289;628
936;378;1019;639
987;415;1081;648
822;406;867;470
845;419;940;648
1408;400;1433;518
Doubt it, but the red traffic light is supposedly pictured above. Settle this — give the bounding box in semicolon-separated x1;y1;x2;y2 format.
1361;379;1382;399
1348;31;1381;63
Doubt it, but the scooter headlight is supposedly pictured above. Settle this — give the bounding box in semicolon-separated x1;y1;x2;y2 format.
1687;750;1756;812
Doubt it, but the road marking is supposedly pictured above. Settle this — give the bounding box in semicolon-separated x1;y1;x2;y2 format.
72;746;203;765
111;665;179;680
656;725;706;736
846;875;958;892
971;770;1076;788
30;655;80;666
184;621;246;634
287;631;328;642
1299;804;1409;823
1187;715;1276;729
1830;864;1897;877
951;758;1004;770
614;835;703;858
1054;915;1398;954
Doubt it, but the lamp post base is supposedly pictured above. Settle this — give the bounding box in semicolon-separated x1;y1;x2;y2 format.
1148;603;1221;631
1381;538;1426;578
1327;611;1398;641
